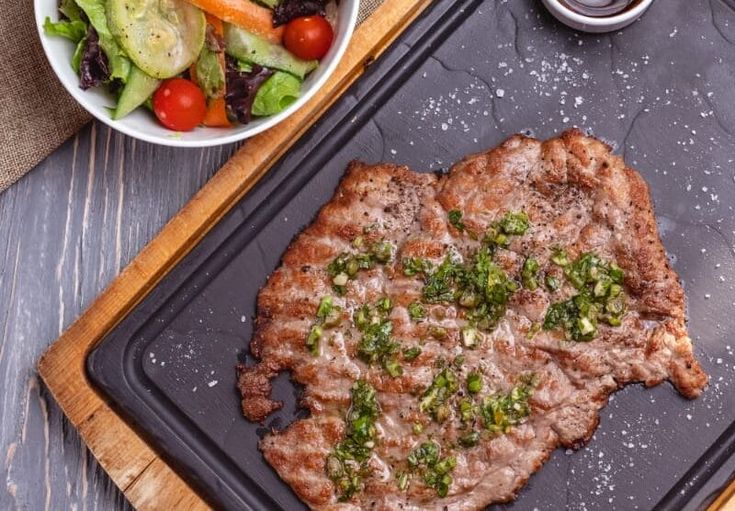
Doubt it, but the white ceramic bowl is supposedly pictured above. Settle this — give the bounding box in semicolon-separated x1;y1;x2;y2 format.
34;0;359;147
541;0;654;33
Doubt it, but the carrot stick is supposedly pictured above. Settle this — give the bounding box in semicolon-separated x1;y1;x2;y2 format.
203;97;231;127
185;0;283;43
205;13;224;34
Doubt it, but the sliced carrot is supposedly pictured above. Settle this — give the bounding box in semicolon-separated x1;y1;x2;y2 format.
203;97;231;127
205;13;224;35
185;0;283;43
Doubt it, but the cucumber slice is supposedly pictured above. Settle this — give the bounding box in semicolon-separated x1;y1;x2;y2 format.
107;0;206;79
114;66;160;119
224;24;318;80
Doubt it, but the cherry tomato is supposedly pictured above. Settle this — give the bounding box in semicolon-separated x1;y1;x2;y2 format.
152;78;206;131
283;16;334;61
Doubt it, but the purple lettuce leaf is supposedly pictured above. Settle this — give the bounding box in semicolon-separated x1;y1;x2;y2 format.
225;57;273;124
79;27;110;90
273;0;326;27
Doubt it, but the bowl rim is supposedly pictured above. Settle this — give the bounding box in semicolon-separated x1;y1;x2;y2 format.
33;0;360;148
543;0;654;27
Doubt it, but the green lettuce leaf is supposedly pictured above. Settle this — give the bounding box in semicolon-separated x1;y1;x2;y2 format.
71;36;87;72
75;0;131;82
195;48;225;98
236;60;253;73
251;71;301;117
59;0;84;21
43;17;87;42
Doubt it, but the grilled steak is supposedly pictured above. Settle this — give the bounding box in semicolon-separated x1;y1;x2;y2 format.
237;130;708;510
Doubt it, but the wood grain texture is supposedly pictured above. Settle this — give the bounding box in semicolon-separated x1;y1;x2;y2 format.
0;125;238;510
29;0;432;508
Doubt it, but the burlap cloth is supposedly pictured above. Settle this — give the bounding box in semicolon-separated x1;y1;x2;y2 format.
0;0;381;193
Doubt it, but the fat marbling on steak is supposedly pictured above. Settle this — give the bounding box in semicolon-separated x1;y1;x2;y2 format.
237;130;707;510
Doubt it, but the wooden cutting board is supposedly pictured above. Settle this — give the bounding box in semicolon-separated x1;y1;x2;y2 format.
36;0;735;508
36;1;433;508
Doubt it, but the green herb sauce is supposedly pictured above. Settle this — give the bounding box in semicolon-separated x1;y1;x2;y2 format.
402;257;433;276
354;299;402;377
543;252;626;341
448;210;465;231
406;441;457;497
327;241;394;294
420;368;459;423
481;374;537;435
326;381;380;501
306;296;342;355
408;301;426;321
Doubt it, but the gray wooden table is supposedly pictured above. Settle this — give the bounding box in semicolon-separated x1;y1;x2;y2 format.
0;122;239;509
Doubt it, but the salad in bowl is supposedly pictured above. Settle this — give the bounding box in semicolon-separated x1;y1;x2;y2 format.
38;0;357;145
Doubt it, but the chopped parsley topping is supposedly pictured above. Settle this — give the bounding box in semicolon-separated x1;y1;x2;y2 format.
466;372;483;394
550;247;570;267
481;374;537;435
483;211;531;249
462;247;519;330
403;346;422;361
458;397;476;423
521;257;540;291
326;381;380;501
415;212;532;321
316;296;333;318
317;296;343;327
458;431;480;448
545;274;560;291
422;255;461;303
406;441;457;497
376;296;392;312
371;241;393;264
420;247;519;332
384;358;403;377
354;299;402;377
327;241;394;294
305;325;322;356
448;210;465;231
402;257;433;276
407;301;426;321
396;471;409;491
461;326;481;348
429;325;448;339
420;368;459;423
306;296;342;355
499;211;530;235
526;322;542;340
543;252;626;341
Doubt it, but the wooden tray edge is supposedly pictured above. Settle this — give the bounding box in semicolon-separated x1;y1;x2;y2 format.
37;1;432;508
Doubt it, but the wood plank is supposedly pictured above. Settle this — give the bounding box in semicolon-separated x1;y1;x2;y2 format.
125;459;209;511
77;406;157;491
710;483;735;511
37;0;432;507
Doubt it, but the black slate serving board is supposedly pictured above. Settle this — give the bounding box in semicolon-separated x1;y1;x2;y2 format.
87;0;735;509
